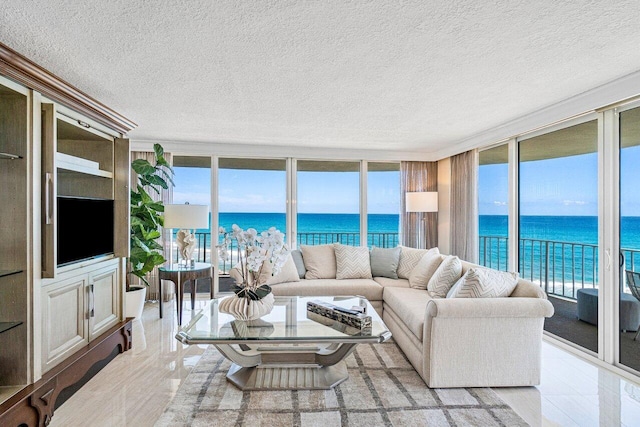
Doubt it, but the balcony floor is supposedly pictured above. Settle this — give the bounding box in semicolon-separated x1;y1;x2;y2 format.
546;296;640;371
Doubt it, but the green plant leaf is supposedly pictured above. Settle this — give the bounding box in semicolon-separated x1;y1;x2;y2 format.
153;143;164;160
132;159;155;176
255;285;272;300
146;175;169;189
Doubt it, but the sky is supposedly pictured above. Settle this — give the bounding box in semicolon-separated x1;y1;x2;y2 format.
173;166;400;214
479;145;640;217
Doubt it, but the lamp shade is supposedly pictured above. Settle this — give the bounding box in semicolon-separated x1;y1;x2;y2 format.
405;192;438;213
164;204;209;229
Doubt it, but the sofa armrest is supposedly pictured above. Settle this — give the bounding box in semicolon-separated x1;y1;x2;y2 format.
422;297;553;388
426;297;554;319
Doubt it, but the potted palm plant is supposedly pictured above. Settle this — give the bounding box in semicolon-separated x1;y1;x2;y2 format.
126;143;174;319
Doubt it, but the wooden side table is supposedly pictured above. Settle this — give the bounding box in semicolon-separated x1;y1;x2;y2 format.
158;262;213;325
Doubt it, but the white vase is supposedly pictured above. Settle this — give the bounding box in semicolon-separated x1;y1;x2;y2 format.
125;286;147;320
219;292;275;321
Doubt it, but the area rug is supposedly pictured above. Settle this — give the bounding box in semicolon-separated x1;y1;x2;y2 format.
156;342;528;426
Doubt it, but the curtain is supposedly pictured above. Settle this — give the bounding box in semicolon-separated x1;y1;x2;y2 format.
130;151;174;301
450;149;478;262
400;161;438;249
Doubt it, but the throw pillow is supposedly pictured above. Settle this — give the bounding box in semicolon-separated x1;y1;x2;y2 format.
369;246;401;279
446;273;466;298
449;267;519;298
334;244;373;280
427;255;462;298
291;249;306;279
265;254;301;285
301;244;337;279
397;246;433;279
408;248;443;290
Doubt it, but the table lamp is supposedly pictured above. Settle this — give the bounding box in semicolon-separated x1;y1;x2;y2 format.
164;203;209;267
405;191;438;249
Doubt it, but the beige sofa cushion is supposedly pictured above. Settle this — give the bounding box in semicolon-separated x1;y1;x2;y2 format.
265;255;301;285
334;244;373;280
373;277;410;288
408;248;442;290
449;267;518;298
270;278;383;301
383;287;433;342
427;255;462;298
397;246;431;279
301;244;337;279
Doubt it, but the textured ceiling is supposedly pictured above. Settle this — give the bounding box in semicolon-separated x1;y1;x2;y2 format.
2;1;640;157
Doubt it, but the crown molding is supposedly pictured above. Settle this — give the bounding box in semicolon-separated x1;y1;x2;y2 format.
130;138;436;162
0;42;136;134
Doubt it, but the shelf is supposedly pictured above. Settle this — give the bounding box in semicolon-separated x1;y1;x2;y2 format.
0;152;22;160
56;152;113;178
0;322;22;334
0;385;25;406
0;270;23;278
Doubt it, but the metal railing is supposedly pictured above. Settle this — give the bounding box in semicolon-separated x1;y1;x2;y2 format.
479;235;640;300
176;231;400;274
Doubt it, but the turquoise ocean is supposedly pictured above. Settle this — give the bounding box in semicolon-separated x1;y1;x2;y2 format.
197;213;640;288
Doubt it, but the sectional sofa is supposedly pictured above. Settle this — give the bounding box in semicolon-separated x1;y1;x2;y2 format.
266;244;554;388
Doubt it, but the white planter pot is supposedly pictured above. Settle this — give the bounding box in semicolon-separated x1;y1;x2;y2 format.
125;286;147;320
219;292;275;321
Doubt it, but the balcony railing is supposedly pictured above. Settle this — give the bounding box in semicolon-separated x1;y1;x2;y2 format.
479;235;640;300
173;231;400;274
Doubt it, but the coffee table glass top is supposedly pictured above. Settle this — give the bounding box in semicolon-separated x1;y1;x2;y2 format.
177;296;390;344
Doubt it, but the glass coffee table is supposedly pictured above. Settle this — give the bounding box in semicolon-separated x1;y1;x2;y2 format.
176;295;391;390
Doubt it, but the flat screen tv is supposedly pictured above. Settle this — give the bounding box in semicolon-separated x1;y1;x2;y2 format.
57;196;114;266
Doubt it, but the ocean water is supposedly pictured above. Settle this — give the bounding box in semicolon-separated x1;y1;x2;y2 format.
195;212;640;296
479;215;640;295
216;213;400;247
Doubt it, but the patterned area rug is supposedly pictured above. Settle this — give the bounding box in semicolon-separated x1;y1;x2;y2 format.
156;342;528;426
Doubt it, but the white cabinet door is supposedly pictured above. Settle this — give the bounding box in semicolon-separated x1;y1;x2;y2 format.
41;275;88;372
88;264;120;339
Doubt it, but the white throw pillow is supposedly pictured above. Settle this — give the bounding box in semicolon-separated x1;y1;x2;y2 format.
334;244;373;280
408;248;442;290
449;267;519;298
397;246;433;279
427;255;462;298
301;244;337;279
265;254;301;285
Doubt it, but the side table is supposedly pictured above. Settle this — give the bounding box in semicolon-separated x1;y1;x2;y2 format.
158;262;213;325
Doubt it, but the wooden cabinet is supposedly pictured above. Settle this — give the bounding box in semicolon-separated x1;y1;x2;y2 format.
41;260;121;373
0;41;135;423
0;77;30;403
41;104;130;278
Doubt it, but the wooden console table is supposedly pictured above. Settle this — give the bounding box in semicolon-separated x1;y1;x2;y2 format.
159;263;213;325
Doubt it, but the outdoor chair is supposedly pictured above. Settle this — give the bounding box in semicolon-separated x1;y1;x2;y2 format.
625;270;640;341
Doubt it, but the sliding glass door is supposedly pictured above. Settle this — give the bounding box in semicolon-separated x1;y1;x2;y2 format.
519;120;599;352
619;106;640;372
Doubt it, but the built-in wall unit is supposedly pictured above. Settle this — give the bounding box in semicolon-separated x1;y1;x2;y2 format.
0;42;134;425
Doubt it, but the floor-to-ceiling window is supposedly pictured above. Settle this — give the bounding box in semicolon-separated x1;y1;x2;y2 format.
619;106;640;372
217;158;287;274
296;160;360;246
173;156;212;263
478;144;509;271
367;162;400;248
519;120;598;352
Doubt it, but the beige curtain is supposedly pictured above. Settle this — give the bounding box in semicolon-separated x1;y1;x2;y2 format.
130;151;173;301
450;149;478;262
400;161;438;249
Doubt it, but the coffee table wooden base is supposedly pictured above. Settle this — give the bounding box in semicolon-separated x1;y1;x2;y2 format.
226;361;348;390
